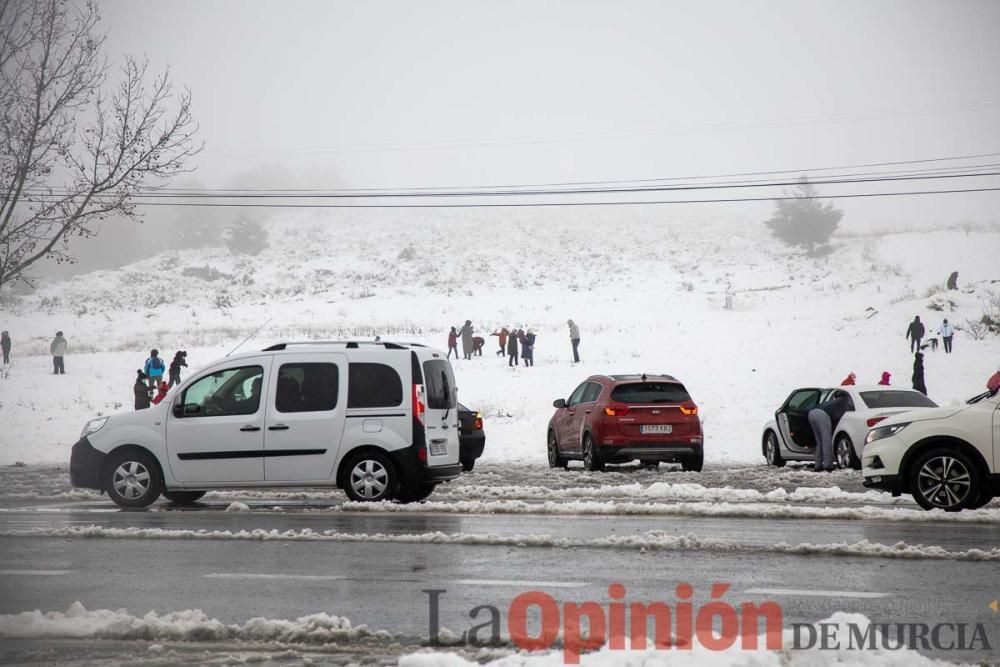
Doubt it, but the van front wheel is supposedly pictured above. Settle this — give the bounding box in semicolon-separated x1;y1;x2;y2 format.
105;451;162;508
342;451;398;502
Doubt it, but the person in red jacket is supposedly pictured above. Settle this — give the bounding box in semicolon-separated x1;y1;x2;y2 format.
151;381;170;405
878;371;891;386
840;372;856;386
447;327;458;359
988;368;1000;393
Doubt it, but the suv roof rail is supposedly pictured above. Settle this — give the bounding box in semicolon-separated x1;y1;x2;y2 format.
261;341;410;352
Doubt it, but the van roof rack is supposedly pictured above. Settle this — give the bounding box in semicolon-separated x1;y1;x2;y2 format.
262;341;409;352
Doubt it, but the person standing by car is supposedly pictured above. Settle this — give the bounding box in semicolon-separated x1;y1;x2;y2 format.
938;318;955;354
446;327;459;359
808;393;848;472
134;371;152;409
168;350;187;388
567;319;581;363
50;331;67;374
1;330;10;365
506;327;519;367
459;320;474;360
912;352;927;396
144;349;166;389
905;316;925;354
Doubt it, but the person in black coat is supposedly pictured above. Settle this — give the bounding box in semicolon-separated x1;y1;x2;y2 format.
807;393;849;472
168;351;188;389
134;370;152;409
905;316;925;354
912;352;927;396
506;329;519;367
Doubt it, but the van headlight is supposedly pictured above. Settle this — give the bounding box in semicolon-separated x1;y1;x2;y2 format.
81;417;109;438
865;422;909;445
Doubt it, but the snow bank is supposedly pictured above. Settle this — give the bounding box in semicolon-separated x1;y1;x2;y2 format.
0;600;389;643
399;612;954;666
4;525;998;561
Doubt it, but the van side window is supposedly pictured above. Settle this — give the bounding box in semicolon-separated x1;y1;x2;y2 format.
276;363;338;413
348;363;403;408
179;366;264;417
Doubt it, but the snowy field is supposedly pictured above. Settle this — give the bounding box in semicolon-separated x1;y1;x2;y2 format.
0;212;997;467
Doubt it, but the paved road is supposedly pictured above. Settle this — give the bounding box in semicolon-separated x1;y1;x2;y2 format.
2;498;1000;664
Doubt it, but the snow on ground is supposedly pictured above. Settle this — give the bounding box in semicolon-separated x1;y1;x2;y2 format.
0;212;998;467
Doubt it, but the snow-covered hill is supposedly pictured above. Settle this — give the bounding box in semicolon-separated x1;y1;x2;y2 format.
1;210;998;465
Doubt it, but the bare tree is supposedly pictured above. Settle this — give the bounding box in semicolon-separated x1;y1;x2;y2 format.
0;0;201;288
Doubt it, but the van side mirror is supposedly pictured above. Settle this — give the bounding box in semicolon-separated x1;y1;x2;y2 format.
553;398;566;409
174;402;200;417
172;401;183;418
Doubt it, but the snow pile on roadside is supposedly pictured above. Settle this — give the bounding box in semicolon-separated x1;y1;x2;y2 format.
5;524;999;561
225;501;251;512
0;600;390;644
399;612;954;666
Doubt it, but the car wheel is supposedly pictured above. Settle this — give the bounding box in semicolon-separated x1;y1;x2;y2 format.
582;434;604;472
547;430;568;469
162;490;206;505
968;489;995;510
909;449;982;512
681;450;704;472
105;450;162;508
342;450;398;502
764;431;785;467
396;482;437;503
460;457;476;472
834;434;861;470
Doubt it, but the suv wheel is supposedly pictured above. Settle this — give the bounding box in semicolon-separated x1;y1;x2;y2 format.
835;434;861;470
547;430;568;469
910;449;982;512
342;451;398;502
582;434;604;472
681;450;704;472
162;490;206;505
764;431;785;467
105;451;162;508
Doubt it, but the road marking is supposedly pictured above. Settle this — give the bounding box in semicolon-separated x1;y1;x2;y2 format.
453;579;588;588
0;569;72;576
204;573;347;581
744;588;890;599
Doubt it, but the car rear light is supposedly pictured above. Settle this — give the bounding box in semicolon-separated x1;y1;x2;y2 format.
604;406;630;416
866;416;887;428
679;402;698;416
417;447;427;462
474;413;483;430
412;384;426;425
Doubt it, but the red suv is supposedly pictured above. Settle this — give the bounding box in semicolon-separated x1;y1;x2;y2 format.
547;374;703;472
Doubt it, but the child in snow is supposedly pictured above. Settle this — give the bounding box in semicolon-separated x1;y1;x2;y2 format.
447;327;459;359
491;327;509;357
878;371;891;386
151;381;170;406
168;351;188;388
840;372;856;386
988;367;1000;393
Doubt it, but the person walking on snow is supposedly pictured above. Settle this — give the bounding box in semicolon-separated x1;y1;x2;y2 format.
491;327;509;357
808;392;849;472
522;329;536;367
447;327;459;359
506;328;519;367
151;380;170;405
144;349;166;388
840;372;856;386
912;352;927;396
938;319;955;354
168;351;187;389
50;331;67;374
459;320;474;360
134;371;152;410
905;316;925;354
878;371;892;386
567;319;581;363
1;330;10;365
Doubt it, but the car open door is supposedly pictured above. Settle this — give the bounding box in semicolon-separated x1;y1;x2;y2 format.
776;388;824;454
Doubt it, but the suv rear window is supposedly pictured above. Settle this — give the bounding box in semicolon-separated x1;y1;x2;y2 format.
348;363;403;408
610;382;691;404
860;390;937;409
423;359;457;409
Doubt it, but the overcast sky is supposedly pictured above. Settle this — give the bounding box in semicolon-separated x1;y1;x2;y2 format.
99;0;1000;228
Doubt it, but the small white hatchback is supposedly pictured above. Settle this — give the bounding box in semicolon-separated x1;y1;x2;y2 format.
70;341;462;507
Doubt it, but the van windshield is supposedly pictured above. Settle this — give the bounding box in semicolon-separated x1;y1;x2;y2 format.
423;359;457;409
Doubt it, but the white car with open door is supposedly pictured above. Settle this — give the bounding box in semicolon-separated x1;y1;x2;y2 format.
761;385;937;469
70;341;462;507
863;388;1000;511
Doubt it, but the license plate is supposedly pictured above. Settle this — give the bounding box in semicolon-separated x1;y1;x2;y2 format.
641;424;673;434
429;441;448;456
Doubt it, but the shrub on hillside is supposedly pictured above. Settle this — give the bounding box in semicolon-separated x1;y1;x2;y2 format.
225;219;268;256
764;177;843;252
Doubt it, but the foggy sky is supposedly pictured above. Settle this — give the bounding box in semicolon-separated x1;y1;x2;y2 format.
97;0;1000;229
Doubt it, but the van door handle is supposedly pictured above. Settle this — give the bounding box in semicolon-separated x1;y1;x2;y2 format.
268;424;290;431
240;425;261;432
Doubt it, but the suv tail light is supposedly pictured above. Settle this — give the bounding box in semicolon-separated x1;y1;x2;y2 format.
412;384;426;425
866;416;887;428
604;405;630;416
679;402;698;416
474;412;483;430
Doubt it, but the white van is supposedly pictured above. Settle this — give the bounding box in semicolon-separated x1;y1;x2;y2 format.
70;341;462;507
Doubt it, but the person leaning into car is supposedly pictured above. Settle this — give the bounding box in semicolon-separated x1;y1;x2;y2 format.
807;393;849;472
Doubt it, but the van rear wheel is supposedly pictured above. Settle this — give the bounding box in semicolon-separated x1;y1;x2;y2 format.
342;451;398;502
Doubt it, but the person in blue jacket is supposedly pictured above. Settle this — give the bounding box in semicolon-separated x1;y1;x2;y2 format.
144;349;166;388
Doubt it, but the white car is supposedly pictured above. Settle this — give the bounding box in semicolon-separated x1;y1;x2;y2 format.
761;385;937;470
862;389;1000;511
70;341;462;507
